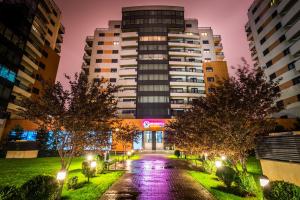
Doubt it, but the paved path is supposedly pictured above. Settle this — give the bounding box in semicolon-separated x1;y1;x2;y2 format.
100;154;215;200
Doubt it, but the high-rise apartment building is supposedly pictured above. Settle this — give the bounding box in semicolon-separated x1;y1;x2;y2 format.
245;0;300;118
83;6;228;151
0;0;64;142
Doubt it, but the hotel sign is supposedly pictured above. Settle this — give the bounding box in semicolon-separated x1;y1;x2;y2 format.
142;120;165;128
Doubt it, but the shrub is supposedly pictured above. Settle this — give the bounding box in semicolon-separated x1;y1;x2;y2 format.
0;185;21;200
236;173;258;195
82;161;97;182
20;175;59;200
216;166;237;188
67;176;79;190
202;160;215;174
174;150;180;158
265;181;300;200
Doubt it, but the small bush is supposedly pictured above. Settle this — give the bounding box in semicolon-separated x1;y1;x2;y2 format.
174;150;180;158
20;175;59;200
202;160;215;174
67;176;79;190
216;166;237;188
82;161;97;182
236;173;258;195
265;181;300;200
0;185;21;200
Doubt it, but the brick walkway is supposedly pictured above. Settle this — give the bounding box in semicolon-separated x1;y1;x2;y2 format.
100;154;215;200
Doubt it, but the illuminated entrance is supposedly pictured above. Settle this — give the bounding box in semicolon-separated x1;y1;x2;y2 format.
144;131;164;150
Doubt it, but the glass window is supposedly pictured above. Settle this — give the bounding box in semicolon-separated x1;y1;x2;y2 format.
206;67;213;72
203;40;209;44
139;54;168;60
139;36;167;41
207;77;215;82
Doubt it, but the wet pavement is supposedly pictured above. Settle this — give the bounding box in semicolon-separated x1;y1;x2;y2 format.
100;154;215;200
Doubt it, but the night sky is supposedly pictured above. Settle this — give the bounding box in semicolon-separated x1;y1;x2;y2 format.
55;0;253;86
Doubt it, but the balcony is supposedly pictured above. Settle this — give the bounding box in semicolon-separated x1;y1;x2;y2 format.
215;44;223;51
286;20;300;41
118;90;136;97
213;35;221;43
57;34;63;43
169;60;201;66
59;24;65;34
83;53;91;61
13;84;31;98
120;59;137;66
26;41;42;58
168;41;201;48
168;33;199;39
118;79;136;86
120;49;138;57
86;36;94;46
82;63;89;69
84;45;92;53
281;0;300;27
277;0;293;14
216;52;225;60
121;40;138;47
119;69;137;76
170;70;203;76
169;50;201;57
290;39;300;56
118;101;136;109
55;43;61;53
170;90;205;97
295;59;300;72
7;102;23;112
170;79;205;87
121;32;138;38
17;70;35;84
22;55;39;70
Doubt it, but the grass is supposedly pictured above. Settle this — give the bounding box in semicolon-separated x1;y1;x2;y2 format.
188;157;264;200
0;156;127;199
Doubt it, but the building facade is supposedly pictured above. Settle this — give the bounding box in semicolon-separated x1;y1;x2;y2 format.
246;0;300;187
245;0;300;118
0;0;64;143
83;6;228;151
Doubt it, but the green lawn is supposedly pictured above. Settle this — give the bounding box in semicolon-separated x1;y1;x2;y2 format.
188;157;264;200
0;156;125;199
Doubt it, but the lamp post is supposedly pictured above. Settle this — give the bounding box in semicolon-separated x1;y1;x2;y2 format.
260;175;270;199
56;170;67;199
215;160;223;168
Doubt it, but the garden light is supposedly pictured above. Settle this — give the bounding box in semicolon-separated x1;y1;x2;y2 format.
131;149;134;153
87;154;93;161
56;170;66;181
115;128;119;132
215;160;223;168
259;175;270;187
90;161;97;168
221;155;227;160
127;151;132;156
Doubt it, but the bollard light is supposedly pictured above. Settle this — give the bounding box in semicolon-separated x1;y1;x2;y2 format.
259;175;270;187
90;161;97;168
87;154;93;161
215;160;222;168
56;170;66;182
221;155;227;160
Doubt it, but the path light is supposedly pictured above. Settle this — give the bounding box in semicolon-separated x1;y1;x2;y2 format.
115;128;119;132
56;170;66;182
131;149;134;153
87;154;93;161
221;155;227;160
204;153;208;160
127;151;132;156
260;175;270;187
215;160;222;168
90;161;97;168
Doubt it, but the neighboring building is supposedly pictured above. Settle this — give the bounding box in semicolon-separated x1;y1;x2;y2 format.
245;0;300;118
0;0;64;146
246;0;300;187
82;6;229;151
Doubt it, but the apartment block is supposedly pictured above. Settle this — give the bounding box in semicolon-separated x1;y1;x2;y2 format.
82;6;229;151
245;0;300;118
0;0;64;142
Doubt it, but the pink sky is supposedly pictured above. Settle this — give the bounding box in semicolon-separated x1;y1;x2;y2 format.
55;0;253;85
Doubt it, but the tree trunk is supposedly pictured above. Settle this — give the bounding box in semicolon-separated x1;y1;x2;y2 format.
240;157;248;173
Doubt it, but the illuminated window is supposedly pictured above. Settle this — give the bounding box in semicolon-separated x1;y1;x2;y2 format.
0;64;16;83
139;36;167;41
113;41;119;45
201;32;208;37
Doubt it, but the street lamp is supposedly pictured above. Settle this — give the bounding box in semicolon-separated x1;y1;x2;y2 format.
90;161;97;168
215;160;223;168
56;170;66;182
260;175;270;187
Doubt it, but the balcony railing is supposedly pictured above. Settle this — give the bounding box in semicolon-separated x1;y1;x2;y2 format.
170;89;205;94
170;68;203;73
170;79;204;83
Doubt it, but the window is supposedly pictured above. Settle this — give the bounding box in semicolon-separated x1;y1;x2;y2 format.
114;25;121;28
138;74;168;81
98;41;104;45
139;85;169;92
110;78;116;82
186;24;192;28
207;77;215;82
276;100;284;109
288;62;295;70
255;17;260;24
206;67;213;72
201;32;208;37
139;64;168;70
139;54;168;60
203;49;210;53
263;48;269;56
269;73;276;80
112;59;118;63
93;78;100;83
97;50;103;54
113;41;119;45
260;37;266;45
32;87;39;95
114;33;120;36
208;88;216;93
50;19;55;26
292;76;300;85
275;23;281;30
96;59;102;63
111;68;117;72
283;48;290;56
266;60;272;68
0;64;16;83
203;40;209;44
139;45;167;51
99;33;105;37
257;27;263;33
139;36;167;41
47;29;53;36
139;96;169;103
42;50;48;58
112;50;118;54
271;11;278;18
38;62;46;69
94;68;101;72
279;35;286;42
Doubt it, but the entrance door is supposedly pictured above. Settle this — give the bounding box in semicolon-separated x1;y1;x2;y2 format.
144;131;152;150
156;131;163;150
